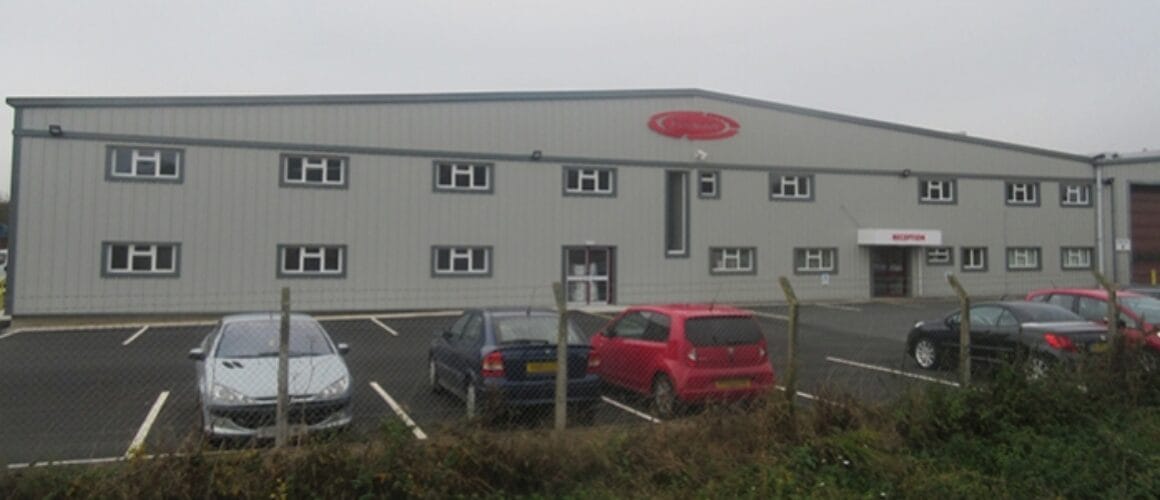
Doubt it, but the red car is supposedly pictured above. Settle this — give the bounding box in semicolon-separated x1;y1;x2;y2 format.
1025;288;1160;357
589;304;776;417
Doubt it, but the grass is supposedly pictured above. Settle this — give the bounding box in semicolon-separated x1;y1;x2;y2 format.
3;357;1158;499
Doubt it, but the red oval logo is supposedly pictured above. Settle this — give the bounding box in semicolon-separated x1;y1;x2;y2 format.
648;111;740;140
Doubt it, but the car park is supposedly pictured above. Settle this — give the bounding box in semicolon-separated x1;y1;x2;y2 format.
428;308;602;422
188;313;353;440
590;304;776;418
906;301;1110;377
1025;288;1160;359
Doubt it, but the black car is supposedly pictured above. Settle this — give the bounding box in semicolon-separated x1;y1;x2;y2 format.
428;308;602;422
906;301;1109;377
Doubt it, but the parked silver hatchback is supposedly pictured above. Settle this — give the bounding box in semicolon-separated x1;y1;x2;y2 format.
188;313;352;440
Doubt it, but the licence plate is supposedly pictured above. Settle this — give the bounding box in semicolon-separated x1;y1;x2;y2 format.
1089;342;1109;353
715;378;752;389
526;361;558;374
256;424;307;439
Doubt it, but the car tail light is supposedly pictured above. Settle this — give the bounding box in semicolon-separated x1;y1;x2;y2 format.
759;345;767;360
686;347;698;367
482;351;505;378
1044;333;1077;353
586;352;601;374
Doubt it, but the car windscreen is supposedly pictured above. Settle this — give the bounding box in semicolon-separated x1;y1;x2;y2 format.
684;316;764;346
494;316;584;345
215;318;334;358
1121;296;1160;324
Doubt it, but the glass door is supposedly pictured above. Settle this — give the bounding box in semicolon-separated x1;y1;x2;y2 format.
564;247;614;305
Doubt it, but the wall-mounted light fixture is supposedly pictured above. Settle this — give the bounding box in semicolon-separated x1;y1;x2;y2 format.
531;150;543;161
900;168;911;178
48;124;64;137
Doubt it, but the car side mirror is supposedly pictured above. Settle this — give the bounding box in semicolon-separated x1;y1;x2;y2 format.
188;348;205;361
337;343;350;355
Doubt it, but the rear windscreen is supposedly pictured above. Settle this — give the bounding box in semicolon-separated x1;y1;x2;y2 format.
684;317;763;346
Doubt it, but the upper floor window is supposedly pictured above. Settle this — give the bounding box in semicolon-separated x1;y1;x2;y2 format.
710;247;756;275
434;161;492;193
794;247;837;274
433;246;492;277
1006;247;1041;271
103;242;179;277
1060;183;1092;207
281;154;348;188
563;167;615;196
770;174;813;201
107;146;183;182
962;247;988;272
1006;181;1039;206
698;170;720;199
919;179;956;204
1061;247;1093;270
279;245;346;277
926;247;954;266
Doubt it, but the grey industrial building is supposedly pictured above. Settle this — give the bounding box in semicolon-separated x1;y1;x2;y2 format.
5;89;1159;317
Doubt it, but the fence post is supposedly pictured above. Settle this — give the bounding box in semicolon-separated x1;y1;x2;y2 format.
275;287;291;448
777;277;799;411
552;282;568;431
1092;270;1125;369
945;274;971;387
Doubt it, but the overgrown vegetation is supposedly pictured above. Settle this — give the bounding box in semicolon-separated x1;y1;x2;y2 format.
3;357;1158;499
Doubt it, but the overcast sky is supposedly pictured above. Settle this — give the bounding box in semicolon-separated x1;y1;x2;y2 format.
3;0;1158;198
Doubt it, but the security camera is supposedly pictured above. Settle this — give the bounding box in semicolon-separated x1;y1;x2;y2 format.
694;149;708;161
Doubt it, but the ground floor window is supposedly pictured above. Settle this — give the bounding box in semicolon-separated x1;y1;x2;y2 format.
962;247;988;272
1061;247;1093;270
433;246;491;277
103;242;179;277
710;247;755;275
279;245;345;277
926;247;953;265
794;247;837;274
1006;247;1041;271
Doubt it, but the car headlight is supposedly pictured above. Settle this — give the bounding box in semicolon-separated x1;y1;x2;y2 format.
319;376;349;398
211;382;254;404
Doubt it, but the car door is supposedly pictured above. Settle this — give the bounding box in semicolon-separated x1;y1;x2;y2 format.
986;307;1022;358
433;313;470;390
967;305;1005;362
595;311;651;390
622;312;671;394
447;313;485;396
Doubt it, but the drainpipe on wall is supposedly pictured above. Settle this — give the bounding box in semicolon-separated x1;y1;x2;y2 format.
1093;154;1107;276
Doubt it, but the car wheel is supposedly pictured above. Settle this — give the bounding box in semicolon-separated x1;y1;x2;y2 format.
912;337;941;370
1025;354;1053;381
652;374;678;419
428;359;444;394
465;383;477;419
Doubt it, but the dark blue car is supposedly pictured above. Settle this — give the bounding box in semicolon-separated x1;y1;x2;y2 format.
428;308;602;423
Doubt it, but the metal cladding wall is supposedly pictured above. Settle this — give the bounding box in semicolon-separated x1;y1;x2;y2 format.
1100;157;1160;284
6;90;1106;315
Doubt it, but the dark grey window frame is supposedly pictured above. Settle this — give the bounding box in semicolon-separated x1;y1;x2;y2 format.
277;244;347;279
562;166;616;197
770;172;815;202
697;169;720;199
101;241;181;278
1059;183;1093;207
1060;246;1094;270
961;247;988;273
793;247;838;275
1005;246;1042;271
431;245;494;278
709;247;757;275
432;160;494;194
1005;181;1041;206
925;246;954;266
918;178;957;204
665;170;690;259
105;146;184;184
279;153;350;189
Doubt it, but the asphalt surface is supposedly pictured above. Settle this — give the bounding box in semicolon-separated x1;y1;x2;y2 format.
0;299;963;467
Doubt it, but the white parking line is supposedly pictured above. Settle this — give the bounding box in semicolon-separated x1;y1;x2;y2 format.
8;456;125;469
0;329;20;340
825;356;960;387
748;311;789;321
121;326;150;346
370;317;399;336
814;303;862;312
369;382;428;440
126;391;170;457
317;310;462;322
774;385;829;403
600;396;661;423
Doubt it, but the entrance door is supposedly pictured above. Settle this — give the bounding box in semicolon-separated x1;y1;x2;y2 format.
870;247;910;297
564;247;614;305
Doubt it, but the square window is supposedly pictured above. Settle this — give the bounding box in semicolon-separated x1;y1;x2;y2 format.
962;247;988;272
770;173;813;201
698;170;720;199
926;247;953;266
710;247;756;275
794;247;837;274
1006;247;1041;271
563;167;616;196
1060;184;1092;207
433;246;493;277
434;161;493;192
103;242;180;277
1061;247;1093;270
107;146;183;183
278;244;346;277
1006;182;1040;206
919;179;956;204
